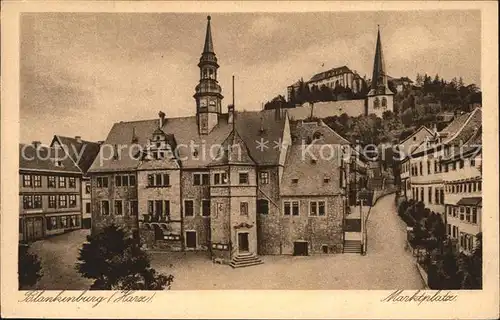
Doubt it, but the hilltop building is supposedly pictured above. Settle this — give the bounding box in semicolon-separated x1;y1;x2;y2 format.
285;26;394;119
88;16;367;266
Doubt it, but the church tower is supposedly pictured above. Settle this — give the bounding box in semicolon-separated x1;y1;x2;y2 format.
366;26;394;117
194;16;224;135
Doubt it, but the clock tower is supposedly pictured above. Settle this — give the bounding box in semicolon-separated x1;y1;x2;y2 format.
194;16;224;135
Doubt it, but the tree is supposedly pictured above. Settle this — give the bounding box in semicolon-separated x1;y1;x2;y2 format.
76;225;174;290
382;110;394;121
19;243;43;289
461;233;482;289
415;73;423;87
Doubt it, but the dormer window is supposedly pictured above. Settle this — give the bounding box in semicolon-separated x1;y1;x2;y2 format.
292;178;299;184
323;178;330;183
311;159;317;164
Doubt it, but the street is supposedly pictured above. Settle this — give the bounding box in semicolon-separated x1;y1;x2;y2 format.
28;194;424;290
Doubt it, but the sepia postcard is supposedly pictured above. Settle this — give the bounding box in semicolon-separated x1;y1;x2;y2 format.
1;1;499;319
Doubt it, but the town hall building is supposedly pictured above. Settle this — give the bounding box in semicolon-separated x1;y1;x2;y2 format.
88;16;363;267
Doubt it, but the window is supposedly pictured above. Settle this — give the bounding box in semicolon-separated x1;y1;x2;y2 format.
85;182;91;194
240;202;248;215
115;200;123;215
459;160;464;169
239;172;249;184
33;195;42;209
472;208;477;224
284;200;299;216
155;174;162;186
381;97;387;108
155;200;162;216
58;177;66;188
470;158;476;167
214;172;228;185
60;216;68;228
259;171;269;184
427;161;431;175
478;182;482;191
473;182;477;192
164;200;170;216
58;195;67;208
257;199;269;214
202;200;210;217
419;162;423;175
97;177;108;188
465;207;471;222
130;200;138;215
129;175;136;186
122;175;129;187
162;174;170;186
468;183;472;193
440;189;444;204
22;175;32;187
420;188;424;202
85;202;91;213
428;187;433;204
33;175;42;188
49;217;57;230
460;207;465;220
148;174;155;187
310;201;326;216
70;215;78;227
374;97;380;109
291;178;299;184
49;195;57;208
184;200;194;216
69;177;76;188
452;162;456;170
115;175;122;187
148;200;154;215
48;176;56;188
193;173;210;186
69;195;77;208
101;201;110;215
23;196;33;209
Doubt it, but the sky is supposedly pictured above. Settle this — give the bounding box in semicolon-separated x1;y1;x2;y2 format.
20;10;481;144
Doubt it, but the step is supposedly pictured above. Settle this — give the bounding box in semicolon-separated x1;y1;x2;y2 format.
230;260;263;268
233;255;262;263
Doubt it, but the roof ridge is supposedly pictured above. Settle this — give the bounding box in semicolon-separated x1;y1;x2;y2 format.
445;108;480;144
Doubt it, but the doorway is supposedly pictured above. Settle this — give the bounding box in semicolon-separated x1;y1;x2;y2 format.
238;232;249;252
293;241;308;256
185;231;197;249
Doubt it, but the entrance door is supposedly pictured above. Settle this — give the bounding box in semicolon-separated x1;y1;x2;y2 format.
25;219;34;241
238;232;249;252
293;241;308;256
186;231;197;249
34;218;44;239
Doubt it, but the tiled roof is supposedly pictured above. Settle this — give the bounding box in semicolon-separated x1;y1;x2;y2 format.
290;120;350;145
19;144;82;174
88;110;287;172
309;66;352;82
53;136;101;174
456;197;482;206
280;143;343;196
209;130;256;166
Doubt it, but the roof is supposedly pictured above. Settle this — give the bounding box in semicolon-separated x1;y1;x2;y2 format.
19;144;82;174
398;126;434;160
309;66;352;83
52;136;101;174
288;100;366;120
456;197;482;206
411;108;481;156
290;120;350;145
209;130;256;166
369;27;390;93
280;143;343;196
88;110;287;172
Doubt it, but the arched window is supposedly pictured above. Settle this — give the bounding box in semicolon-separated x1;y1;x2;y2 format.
382;97;387;108
313;131;323;140
374;97;380;109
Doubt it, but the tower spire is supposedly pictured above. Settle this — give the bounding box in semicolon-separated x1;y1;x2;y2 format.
203;15;214;53
370;25;388;92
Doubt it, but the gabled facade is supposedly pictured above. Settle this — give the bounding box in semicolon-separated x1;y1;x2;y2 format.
19;142;83;242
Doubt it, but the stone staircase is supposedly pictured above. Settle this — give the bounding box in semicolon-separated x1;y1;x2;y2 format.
229;252;263;268
343;240;362;254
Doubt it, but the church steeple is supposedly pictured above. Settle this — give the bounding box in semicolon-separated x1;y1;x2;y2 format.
370;25;389;94
366;25;394;117
194;16;224;135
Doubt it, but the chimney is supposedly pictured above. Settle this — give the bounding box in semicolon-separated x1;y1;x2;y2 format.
97;140;104;145
32;141;41;148
75;136;82;143
158;111;166;128
228;104;235;124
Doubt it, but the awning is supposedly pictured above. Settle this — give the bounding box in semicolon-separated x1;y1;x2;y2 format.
456;197;482;206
